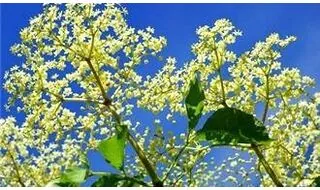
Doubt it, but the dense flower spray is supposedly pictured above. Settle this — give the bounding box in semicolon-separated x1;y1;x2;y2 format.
1;4;319;187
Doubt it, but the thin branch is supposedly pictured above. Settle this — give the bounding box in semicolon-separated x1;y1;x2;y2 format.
171;173;184;187
1;142;26;187
214;48;228;107
161;134;193;183
125;128;163;186
251;143;283;186
218;68;228;107
63;97;103;105
42;88;63;101
161;143;188;183
85;58;112;106
252;59;284;187
278;144;294;164
257;160;266;185
43;88;104;105
262;74;270;123
88;27;97;59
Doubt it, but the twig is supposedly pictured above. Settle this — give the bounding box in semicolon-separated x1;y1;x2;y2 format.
161;133;193;183
84;58;112;106
252;63;284;187
171;173;184;186
251;143;283;186
1;142;26;187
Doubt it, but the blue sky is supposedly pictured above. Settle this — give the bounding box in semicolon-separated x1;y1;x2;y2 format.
1;3;320;186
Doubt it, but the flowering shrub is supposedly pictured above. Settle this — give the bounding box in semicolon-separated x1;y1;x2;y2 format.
1;3;319;187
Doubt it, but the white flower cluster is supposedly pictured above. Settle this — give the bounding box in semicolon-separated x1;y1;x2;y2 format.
192;19;241;69
1;3;319;187
1;3;166;186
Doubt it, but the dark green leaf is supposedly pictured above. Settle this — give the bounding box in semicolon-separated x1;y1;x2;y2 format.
92;173;146;187
92;173;123;187
55;182;78;187
59;167;87;185
185;75;205;129
98;128;127;169
312;176;320;187
197;107;271;144
122;180;139;187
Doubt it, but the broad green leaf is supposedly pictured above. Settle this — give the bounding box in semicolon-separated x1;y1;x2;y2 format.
59;167;87;185
92;173;123;187
185;76;205;129
197;107;271;144
98;128;127;169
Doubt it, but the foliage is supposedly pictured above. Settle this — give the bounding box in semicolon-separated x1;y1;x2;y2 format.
91;174;124;187
197;107;271;144
1;3;319;187
185;75;205;130
98;127;127;170
58;167;87;186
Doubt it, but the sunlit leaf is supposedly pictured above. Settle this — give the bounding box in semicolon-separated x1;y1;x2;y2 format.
58;167;87;186
98;128;127;170
185;75;205;129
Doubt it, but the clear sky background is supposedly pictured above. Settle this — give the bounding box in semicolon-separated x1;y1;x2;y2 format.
1;3;320;186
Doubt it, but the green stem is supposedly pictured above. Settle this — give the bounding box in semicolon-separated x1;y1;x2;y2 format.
161;132;192;183
253;71;283;187
262;75;270;123
218;68;227;107
171;173;184;186
0;140;26;187
85;58;112;106
251;143;283;187
63;97;103;105
214;47;228;107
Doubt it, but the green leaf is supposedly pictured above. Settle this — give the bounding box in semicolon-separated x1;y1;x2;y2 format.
98;128;127;169
185;75;205;129
59;167;87;185
197;107;271;144
92;173;147;187
45;179;64;187
122;180;139;187
92;173;123;187
312;176;320;187
55;182;78;187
